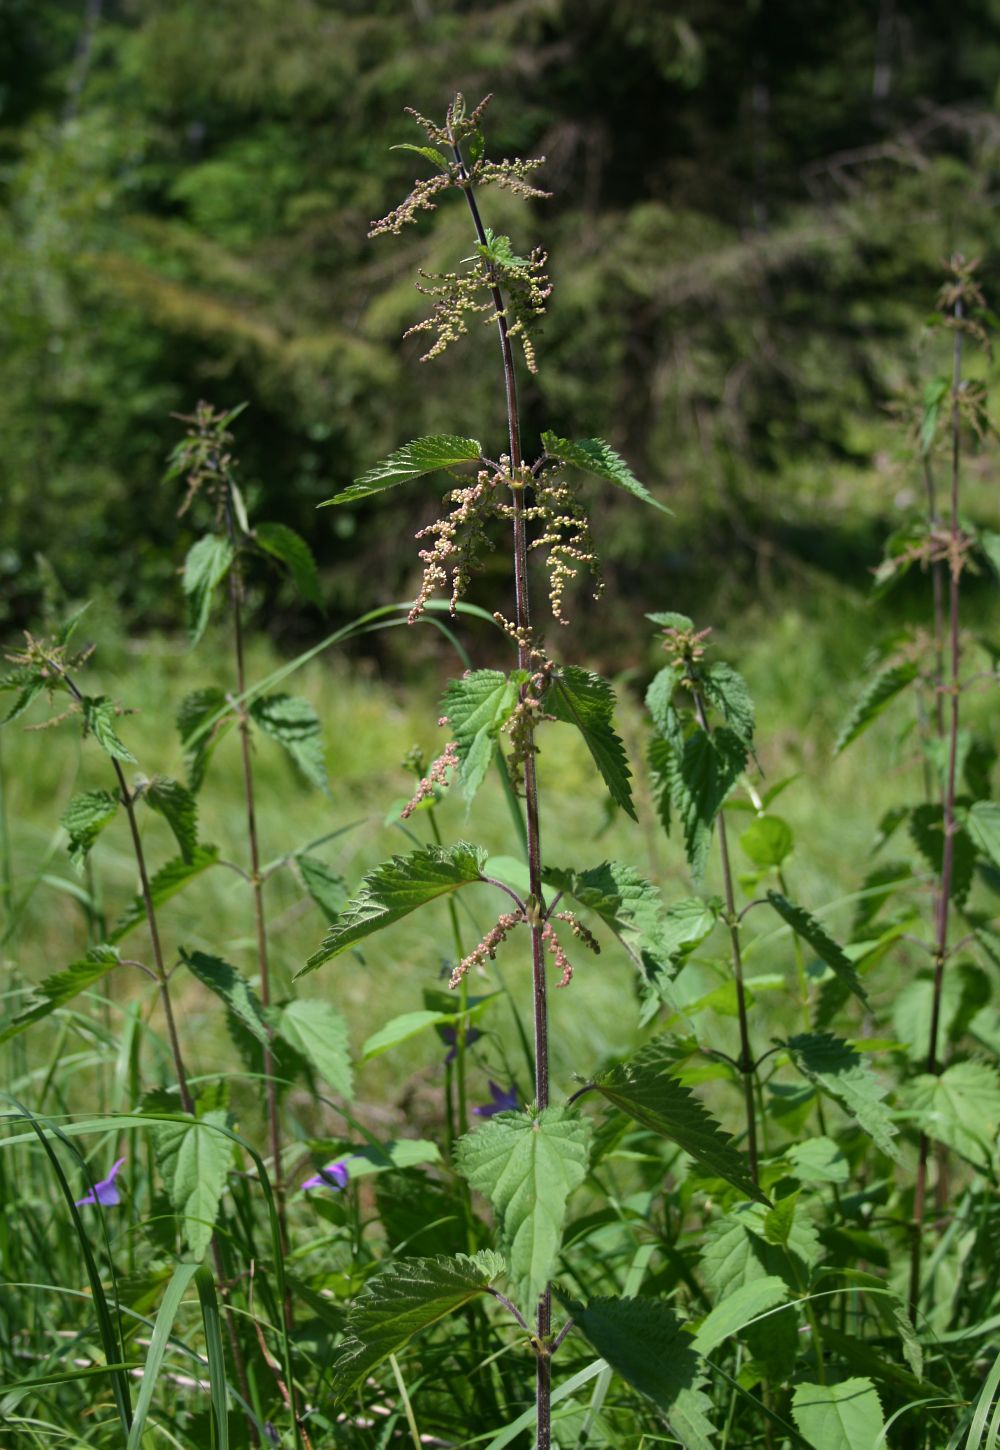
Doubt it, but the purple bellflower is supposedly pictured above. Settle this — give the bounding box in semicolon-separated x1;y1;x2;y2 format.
440;1024;482;1064
76;1156;126;1207
301;1159;351;1192
472;1082;519;1118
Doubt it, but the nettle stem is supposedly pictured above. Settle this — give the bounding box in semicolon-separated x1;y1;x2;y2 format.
226;522;291;1288
452;135;553;1450
691;687;759;1184
910;295;964;1323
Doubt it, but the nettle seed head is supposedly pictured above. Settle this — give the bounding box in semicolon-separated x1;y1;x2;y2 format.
168;401;238;520
529;469;603;625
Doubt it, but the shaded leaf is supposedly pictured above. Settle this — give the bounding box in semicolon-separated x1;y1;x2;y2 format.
540;433;670;513
905;1060;1000;1170
442;669;520;802
787;1033;899;1161
593;1037;766;1203
177;687;231;793
456;1107;592;1307
0;945;120;1045
301;842;487;974
249;693;327;790
81;696;136;763
700;661;755;749
332;1251;503;1401
658;726;747;881
766;893;868;1007
322;435;482;507
691;1275;788;1356
834;661;919;755
181;950;269;1046
276;998;353;1100
183;534;234;645
791;1378;886;1450
61;789;118;868
255;521;322;609
545;666;635;819
910;804;974;905
967;800;1000;871
297;854;347;923
142;777;198;862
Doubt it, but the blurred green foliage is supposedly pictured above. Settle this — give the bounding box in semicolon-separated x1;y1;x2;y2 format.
3;0;1000;641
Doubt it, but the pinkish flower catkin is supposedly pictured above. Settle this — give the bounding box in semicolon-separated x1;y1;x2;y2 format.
541;921;575;988
450;910;524;989
401;740;459;818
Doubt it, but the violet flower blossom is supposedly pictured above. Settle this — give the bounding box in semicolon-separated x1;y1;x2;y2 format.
440;1024;482;1064
76;1156;126;1207
301;1159;351;1192
472;1082;519;1118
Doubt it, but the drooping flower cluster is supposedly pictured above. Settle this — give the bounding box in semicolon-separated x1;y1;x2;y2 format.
408;469;507;622
450;909;525;989
529;470;603;624
501;643;556;795
401;738;460;818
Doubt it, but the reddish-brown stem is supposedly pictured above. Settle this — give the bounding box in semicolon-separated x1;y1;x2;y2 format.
452;135;552;1450
691;687;759;1184
910;297;964;1323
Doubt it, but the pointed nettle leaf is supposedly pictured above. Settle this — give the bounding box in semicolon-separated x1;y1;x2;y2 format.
892;963;986;1057
766;892;868;1007
81;696;136;763
389;141;453;173
555;1292;716;1450
543;665;636;819
154;1110;233;1262
141;776;198;862
177;687;231;793
786;1032;899;1162
321;435;483;507
0;945;120;1045
361;1009;448;1061
181;949;269;1046
645;665;682;739
61;789;119;868
966;799;1000;872
276;998;353;1101
331;1250;504;1403
300;842;489;975
183;534;235;646
740;814;793;869
297;853;347;922
791;1377;887;1450
909;803;974;904
697;660;755;749
109;845;220;944
591;1037;767;1203
540;433;670;514
699;1213;793;1301
442;669;522;803
903;1060;1000;1170
1;664;45;725
455;1106;592;1309
834;658;920;757
254;522;323;609
653;723;747;882
249;693;327;791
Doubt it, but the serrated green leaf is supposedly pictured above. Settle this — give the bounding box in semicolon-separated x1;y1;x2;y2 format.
181;950;269;1046
593;1037;765;1202
142;777;198;862
787;1136;849;1185
332;1251;503;1402
910;803;974;904
834;660;919;756
183;534;235;645
249;693;327;790
276;998;353;1100
456;1107;592;1307
154;1111;232;1261
657;726;747;882
691;1275;788;1356
442;669;519;802
891;967;977;1057
740;815;793;868
791;1377;886;1450
700;661;755;748
389;142;452;172
177;688;231;793
760;1191;823;1267
557;1293;715;1450
0;945;120;1045
81;696;136;763
322;435;483;507
301;842;487;974
545;666;635;819
362;1010;448;1061
647;610;695;632
700;1215;791;1300
61;789;118;868
787;1032;899;1161
540;433;670;514
109;845;219;944
967;800;1000;870
297;854;347;923
645;665;681;737
255;522;323;609
0;665;44;724
766;892;868;1007
905;1060;1000;1170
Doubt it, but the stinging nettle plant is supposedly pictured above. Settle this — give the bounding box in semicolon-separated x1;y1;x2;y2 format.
303;92;766;1450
